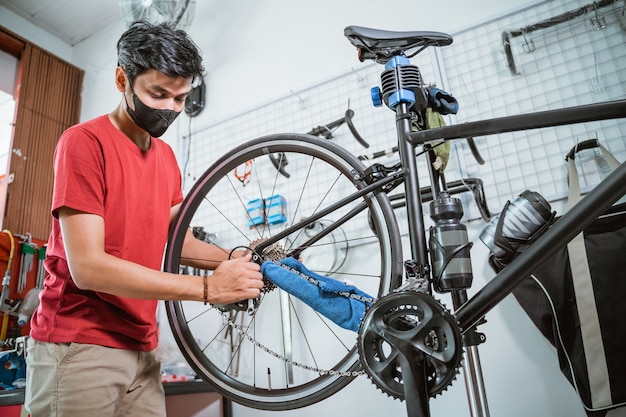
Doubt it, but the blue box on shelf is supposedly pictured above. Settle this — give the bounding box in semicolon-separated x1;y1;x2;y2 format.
265;194;287;225
246;198;265;228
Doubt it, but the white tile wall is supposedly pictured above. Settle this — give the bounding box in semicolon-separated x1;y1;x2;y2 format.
183;0;626;220
443;0;626;214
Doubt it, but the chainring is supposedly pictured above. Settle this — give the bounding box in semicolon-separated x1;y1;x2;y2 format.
357;290;463;399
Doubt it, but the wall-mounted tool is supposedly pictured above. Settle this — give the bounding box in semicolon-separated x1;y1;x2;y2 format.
17;236;36;294
589;1;608;30
0;231;16;312
501;0;620;75
35;245;46;290
233;159;253;186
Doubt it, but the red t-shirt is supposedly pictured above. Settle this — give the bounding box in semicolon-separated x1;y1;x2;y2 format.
30;115;184;351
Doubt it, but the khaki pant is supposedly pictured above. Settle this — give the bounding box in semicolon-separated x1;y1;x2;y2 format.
24;339;166;417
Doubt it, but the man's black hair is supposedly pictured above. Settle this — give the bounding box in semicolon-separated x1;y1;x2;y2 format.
117;20;204;87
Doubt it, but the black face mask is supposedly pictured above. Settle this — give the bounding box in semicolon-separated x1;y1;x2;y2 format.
125;93;181;138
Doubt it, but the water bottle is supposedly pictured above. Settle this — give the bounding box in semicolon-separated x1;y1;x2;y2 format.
17;287;41;326
429;192;473;292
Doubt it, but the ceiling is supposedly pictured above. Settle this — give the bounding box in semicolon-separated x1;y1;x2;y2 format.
0;0;121;46
0;0;204;46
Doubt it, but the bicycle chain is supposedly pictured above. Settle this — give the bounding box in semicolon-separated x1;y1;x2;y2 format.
217;240;461;395
265;259;378;305
217;308;365;377
216;258;376;377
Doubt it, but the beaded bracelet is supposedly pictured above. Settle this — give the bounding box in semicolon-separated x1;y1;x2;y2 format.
203;275;208;305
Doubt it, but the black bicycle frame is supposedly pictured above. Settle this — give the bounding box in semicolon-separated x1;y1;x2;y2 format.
255;99;626;335
400;99;626;333
255;99;626;303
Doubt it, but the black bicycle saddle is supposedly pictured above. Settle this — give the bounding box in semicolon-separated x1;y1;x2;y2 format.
344;25;453;63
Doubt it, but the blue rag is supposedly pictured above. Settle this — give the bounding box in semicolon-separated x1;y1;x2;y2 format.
260;257;375;332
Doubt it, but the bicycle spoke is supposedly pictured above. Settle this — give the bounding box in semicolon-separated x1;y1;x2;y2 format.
164;134;402;410
288;295;320;370
288;156;314;230
225;174;265;243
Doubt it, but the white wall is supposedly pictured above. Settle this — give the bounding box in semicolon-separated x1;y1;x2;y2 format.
0;1;597;416
0;7;73;62
3;0;548;146
177;0;543;125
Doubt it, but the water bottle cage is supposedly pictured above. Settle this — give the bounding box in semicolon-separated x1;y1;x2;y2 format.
492;201;556;264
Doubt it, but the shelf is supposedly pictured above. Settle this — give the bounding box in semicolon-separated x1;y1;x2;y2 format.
1;380;225;405
0;388;24;406
163;379;215;396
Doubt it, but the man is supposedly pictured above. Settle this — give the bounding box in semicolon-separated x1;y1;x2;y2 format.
24;21;264;417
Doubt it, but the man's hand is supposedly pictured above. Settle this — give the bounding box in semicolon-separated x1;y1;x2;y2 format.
205;254;263;304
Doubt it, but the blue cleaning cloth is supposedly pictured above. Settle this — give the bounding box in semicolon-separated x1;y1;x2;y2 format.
260;257;375;332
427;87;459;115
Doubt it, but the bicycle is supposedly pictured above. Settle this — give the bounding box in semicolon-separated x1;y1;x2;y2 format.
163;25;626;417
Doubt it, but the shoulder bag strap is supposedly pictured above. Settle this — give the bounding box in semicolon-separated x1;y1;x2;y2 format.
565;141;621;408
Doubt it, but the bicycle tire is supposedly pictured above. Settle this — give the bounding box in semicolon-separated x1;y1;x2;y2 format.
164;133;403;410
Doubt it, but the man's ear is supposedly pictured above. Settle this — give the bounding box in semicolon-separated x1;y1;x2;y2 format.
115;67;127;93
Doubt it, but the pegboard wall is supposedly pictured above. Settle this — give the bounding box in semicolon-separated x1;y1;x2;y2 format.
181;0;626;221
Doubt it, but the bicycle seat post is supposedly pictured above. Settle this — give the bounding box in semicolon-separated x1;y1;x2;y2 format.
378;54;431;284
374;48;436;417
396;102;431;278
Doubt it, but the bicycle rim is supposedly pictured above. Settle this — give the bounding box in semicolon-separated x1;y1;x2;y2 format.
164;133;402;410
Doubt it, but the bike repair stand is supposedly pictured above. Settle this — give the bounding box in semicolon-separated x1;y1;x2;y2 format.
452;289;491;417
360;50;490;417
430;185;491;417
386;186;491;417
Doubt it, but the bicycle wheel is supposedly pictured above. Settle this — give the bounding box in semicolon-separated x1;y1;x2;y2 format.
164;133;403;410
